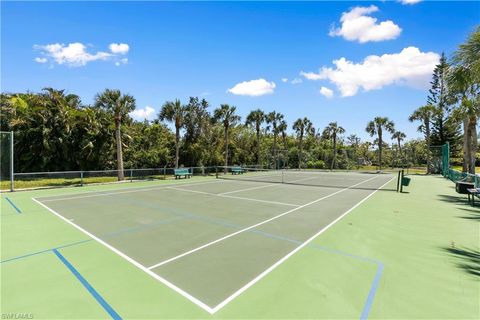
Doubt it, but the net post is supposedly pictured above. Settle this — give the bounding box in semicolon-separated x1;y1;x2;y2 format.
400;169;404;193
396;170;401;192
10;131;14;192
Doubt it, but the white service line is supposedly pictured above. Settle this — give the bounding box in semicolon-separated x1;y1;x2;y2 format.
38;179;224;202
32;197;216;314
147;175;379;270
167;187;300;207
210;175;395;313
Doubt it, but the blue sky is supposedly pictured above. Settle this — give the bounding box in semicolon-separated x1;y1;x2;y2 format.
1;1;479;141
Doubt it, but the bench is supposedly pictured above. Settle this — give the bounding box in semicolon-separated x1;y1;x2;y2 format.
231;167;244;175
174;168;192;179
467;188;480;206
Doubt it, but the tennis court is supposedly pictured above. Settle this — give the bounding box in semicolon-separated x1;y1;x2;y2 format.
32;169;395;313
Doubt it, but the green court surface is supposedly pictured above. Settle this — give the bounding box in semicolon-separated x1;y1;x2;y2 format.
1;173;478;319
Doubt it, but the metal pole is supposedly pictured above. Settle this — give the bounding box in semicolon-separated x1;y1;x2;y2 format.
10;131;14;192
400;170;404;193
80;171;84;186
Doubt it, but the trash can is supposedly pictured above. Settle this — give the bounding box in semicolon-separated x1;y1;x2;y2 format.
401;176;411;186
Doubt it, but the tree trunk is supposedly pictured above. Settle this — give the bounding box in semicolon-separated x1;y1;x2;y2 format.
175;126;180;169
115;120;124;181
298;135;303;169
331;136;337;170
224;126;229;172
425;120;431;174
273;132;277;169
470;117;477;174
378;130;383;171
256;129;261;166
462;119;469;173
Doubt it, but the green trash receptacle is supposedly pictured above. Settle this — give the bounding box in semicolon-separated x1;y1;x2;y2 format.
401;176;411;186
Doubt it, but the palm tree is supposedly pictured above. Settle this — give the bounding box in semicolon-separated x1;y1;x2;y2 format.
323;122;345;169
213;104;240;169
278;120;288;150
365;117;395;170
293;117;313;169
391;131;406;153
94;89;136;180
159;99;187;168
245;109;266;166
409;105;435;173
447;27;479;174
391;131;406;167
266;111;284;169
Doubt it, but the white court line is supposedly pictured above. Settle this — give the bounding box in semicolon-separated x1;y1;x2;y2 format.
38;179;225;202
167;187;299;207
31;197;216;314
34;174;394;314
148;175;379;270
210;175;395;313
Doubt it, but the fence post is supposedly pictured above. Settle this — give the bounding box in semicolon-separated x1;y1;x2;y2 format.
80;171;84;186
163;166;166;180
130;169;133;182
10;131;14;192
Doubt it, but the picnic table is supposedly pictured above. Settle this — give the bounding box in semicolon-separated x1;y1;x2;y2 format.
467;188;480;207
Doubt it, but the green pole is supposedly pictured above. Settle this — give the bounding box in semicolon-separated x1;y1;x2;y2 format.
10;131;14;192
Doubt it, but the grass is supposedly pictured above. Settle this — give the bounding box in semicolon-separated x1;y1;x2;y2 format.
0;175;170;191
452;165;480;172
1;175;478;319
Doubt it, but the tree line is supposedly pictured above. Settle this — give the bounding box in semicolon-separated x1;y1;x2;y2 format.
0;26;478;179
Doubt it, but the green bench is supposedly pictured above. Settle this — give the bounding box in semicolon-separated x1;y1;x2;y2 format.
231;167;244;175
174;168;192;179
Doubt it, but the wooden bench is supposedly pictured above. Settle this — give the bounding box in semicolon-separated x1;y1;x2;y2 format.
467;188;480;207
174;168;192;179
231;167;244;175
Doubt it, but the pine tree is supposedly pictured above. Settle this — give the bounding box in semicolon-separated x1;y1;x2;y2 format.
428;52;461;148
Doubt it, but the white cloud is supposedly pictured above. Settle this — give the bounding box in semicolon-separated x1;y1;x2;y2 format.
399;0;421;4
281;78;288;83
320;87;334;98
302;47;440;97
129;106;156;121
291;78;303;84
227;79;276;96
109;43;129;54
34;57;47;63
34;42;130;67
329;5;401;43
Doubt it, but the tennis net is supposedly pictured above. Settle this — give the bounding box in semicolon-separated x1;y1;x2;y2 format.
216;166;398;191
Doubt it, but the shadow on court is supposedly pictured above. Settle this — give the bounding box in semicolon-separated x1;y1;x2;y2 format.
443;247;480;278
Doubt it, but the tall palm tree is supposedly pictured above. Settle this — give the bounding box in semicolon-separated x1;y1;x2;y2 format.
293;117;313;169
365;117;395;170
391;131;406;167
278;119;288;150
245;109;266;165
323;122;345;169
213;104;240;169
409;105;435;173
391;131;406;152
447;27;479;174
94;89;136;180
159;99;187;168
266;111;284;169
